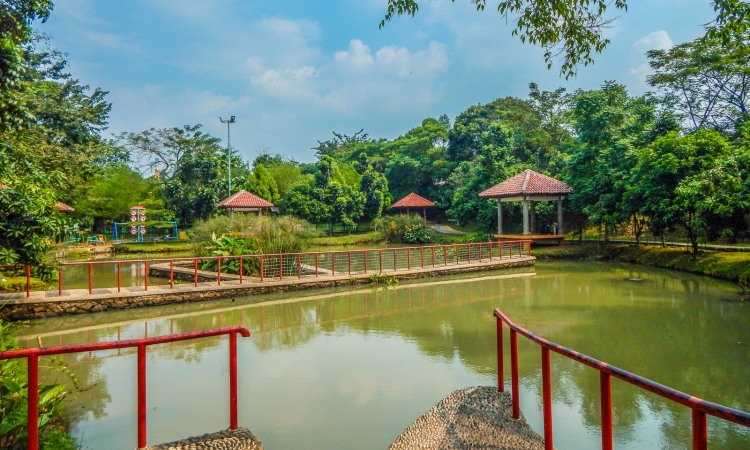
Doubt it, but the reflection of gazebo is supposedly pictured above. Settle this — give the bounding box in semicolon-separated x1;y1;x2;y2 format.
479;169;572;240
218;190;274;215
391;192;435;225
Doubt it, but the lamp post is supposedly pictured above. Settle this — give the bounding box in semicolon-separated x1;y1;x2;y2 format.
219;115;236;196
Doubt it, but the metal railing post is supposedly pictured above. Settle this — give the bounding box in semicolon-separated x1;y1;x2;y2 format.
88;263;93;294
229;331;239;429
217;258;222;286
601;372;613;450
27;352;39;450
693;409;707;450
496;316;504;392
169;260;174;288
239;257;243;284
118;261;122;292
511;329;520;419
137;343;147;449
144;261;149;291
58;267;63;296
542;347;553;450
194;259;199;287
26;265;31;298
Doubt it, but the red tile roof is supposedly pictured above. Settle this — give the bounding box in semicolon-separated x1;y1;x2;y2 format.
218;190;274;209
391;192;435;208
478;169;572;198
54;201;75;212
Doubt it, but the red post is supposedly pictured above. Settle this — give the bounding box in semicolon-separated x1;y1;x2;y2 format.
511;329;520;419
144;261;149;291
88;263;93;294
260;256;264;282
600;372;613;450
363;250;367;273
542;347;553;450
298;254;302;279
27;353;39;450
229;331;239;429
169;260;174;288
279;255;283;280
421;247;424;268
137;343;147;449
331;253;335;276
348;251;351;275
25;265;30;298
117;261;122;292
194;259;199;287
379;250;382;272
496;317;504;392
455;244;459;265
314;254;318;277
217;258;222;286
431;247;435;267
692;409;707;450
468;244;471;263
239;257;243;284
58;267;63;297
393;250;396;271
407;248;410;270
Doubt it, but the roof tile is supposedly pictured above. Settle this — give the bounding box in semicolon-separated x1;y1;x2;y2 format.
478;170;572;198
391;192;435;208
217;190;274;208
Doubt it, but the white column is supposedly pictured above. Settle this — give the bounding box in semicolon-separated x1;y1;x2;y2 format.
522;199;530;235
496;199;503;234
557;199;564;234
530;201;537;235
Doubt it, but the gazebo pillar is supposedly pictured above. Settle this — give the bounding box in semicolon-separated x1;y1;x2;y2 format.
557;199;564;234
530;201;537;235
422;208;427;225
496;199;503;234
522;199;530;235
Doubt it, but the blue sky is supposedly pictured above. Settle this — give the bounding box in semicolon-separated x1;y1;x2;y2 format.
38;0;716;164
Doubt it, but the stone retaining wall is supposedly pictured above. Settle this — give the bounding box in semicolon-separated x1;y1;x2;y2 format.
0;258;534;320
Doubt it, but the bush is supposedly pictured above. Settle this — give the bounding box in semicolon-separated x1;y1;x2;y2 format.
373;215;432;244
0;320;78;450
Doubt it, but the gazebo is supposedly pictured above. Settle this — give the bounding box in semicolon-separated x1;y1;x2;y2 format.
478;169;572;241
217;190;275;215
391;192;435;225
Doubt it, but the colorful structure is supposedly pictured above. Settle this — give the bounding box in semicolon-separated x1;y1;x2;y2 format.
479;169;572;237
391;192;435;225
217;190;274;215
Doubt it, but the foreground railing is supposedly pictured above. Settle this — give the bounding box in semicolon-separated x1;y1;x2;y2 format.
0;326;251;450
4;240;532;297
493;308;750;450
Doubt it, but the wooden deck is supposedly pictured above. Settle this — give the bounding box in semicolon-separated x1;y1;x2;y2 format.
492;234;565;245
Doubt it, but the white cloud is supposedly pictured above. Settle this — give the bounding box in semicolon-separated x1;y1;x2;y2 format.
634;31;673;52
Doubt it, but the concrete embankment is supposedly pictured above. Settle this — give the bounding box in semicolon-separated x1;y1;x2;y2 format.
0;256;534;320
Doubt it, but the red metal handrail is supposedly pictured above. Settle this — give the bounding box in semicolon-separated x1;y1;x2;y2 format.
0;326;251;450
2;240;532;298
493;308;750;450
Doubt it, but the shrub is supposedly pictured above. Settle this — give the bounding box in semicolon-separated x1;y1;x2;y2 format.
373;215;431;243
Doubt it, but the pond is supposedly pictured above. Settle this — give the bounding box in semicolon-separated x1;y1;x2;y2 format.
14;261;750;449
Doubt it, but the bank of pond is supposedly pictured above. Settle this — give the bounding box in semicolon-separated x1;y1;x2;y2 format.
10;260;750;449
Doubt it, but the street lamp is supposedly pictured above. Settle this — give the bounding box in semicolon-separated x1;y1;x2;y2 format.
219;115;236;196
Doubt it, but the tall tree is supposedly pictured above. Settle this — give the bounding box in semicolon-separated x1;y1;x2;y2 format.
244;164;280;203
647;34;750;131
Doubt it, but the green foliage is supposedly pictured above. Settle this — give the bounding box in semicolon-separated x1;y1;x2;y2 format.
373;215;430;243
368;272;399;286
359;166;391;220
244;164;279;203
0;319;78;450
380;0;628;78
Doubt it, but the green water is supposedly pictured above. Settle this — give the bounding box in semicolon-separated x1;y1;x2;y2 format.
15;261;750;449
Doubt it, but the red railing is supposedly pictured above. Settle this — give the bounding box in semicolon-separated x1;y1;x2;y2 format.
0;326;251;450
493;308;750;450
3;241;532;297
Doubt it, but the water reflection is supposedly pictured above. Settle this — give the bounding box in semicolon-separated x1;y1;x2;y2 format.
15;262;750;450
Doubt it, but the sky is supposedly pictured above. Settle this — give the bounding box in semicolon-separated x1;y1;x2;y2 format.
37;0;717;164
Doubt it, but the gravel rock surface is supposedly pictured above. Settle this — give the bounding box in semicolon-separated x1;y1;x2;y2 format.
389;386;545;450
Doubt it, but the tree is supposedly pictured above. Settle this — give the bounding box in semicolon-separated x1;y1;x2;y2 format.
161;148;227;226
566;83;668;240
380;0;627;78
244;164;280;203
118;124;245;180
647;34;750;132
633;129;750;253
360;165;391;220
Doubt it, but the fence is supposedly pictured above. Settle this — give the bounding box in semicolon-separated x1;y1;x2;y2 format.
493;307;750;450
4;240;532;297
0;326;250;450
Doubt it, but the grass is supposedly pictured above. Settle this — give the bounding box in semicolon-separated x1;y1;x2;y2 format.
113;240;194;254
0;274;50;293
311;231;384;247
